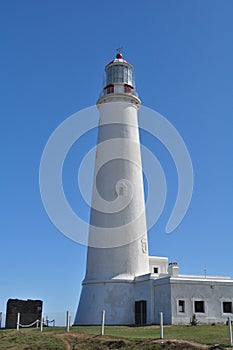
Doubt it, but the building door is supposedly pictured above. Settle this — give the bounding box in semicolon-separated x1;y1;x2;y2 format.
135;300;147;325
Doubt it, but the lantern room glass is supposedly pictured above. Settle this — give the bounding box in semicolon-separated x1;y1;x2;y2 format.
106;65;133;86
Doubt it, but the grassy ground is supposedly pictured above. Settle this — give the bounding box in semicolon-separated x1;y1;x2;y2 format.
0;324;231;349
71;324;232;346
0;328;65;349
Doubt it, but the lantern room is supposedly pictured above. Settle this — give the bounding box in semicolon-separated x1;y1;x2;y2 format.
103;53;136;96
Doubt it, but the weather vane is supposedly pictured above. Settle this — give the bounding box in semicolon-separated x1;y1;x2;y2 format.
116;47;123;54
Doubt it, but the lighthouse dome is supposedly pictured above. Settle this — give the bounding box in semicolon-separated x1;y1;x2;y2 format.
105;53;133;87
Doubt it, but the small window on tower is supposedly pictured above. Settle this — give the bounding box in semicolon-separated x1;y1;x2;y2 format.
153;267;158;273
178;300;185;313
119;186;124;196
117;182;127;196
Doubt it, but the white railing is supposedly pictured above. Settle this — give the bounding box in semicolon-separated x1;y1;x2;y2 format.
16;313;43;332
15;311;71;333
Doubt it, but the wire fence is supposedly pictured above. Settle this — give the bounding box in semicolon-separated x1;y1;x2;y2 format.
14;311;72;332
0;310;76;329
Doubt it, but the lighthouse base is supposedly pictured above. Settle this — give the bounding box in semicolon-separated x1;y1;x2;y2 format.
74;257;233;326
74;276;154;325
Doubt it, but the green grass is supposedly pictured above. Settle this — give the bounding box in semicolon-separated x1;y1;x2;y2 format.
71;324;231;346
0;324;232;349
0;328;66;350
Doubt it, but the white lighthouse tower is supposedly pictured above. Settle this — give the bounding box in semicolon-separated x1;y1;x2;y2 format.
74;53;233;326
74;53;150;325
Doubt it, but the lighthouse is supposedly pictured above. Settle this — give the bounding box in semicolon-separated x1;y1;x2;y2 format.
73;53;233;326
74;53;151;325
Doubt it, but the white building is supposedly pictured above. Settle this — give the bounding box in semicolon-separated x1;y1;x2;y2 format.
74;53;233;325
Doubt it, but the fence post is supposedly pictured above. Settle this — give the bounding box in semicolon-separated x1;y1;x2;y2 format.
40;314;43;332
228;317;233;347
66;310;70;333
160;312;164;339
16;313;20;331
0;312;2;328
101;309;105;336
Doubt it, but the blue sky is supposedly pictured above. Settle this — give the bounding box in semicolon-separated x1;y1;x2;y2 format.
1;0;233;325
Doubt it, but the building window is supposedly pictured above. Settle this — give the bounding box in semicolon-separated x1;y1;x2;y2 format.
105;84;114;94
178;300;185;313
153;267;158;273
119;186;124;196
116;182;127;196
223;302;232;313
194;300;205;313
124;84;133;94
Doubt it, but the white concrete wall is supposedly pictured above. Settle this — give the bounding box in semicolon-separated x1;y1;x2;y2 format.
76;281;136;325
154;277;172;324
149;256;168;275
170;278;233;324
134;277;154;324
76;276;156;325
75;273;233;325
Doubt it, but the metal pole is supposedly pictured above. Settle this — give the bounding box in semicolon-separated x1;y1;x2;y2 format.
66;311;70;333
40;314;43;332
16;313;20;331
228;317;233;347
69;315;72;330
160;312;163;339
0;312;2;328
101;309;105;336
